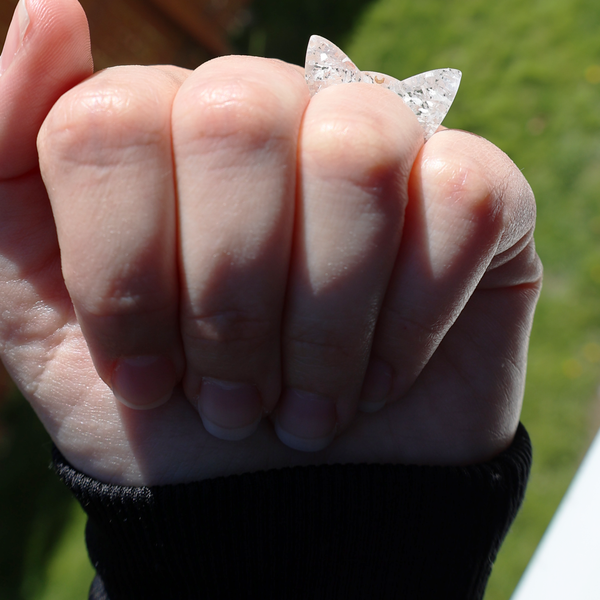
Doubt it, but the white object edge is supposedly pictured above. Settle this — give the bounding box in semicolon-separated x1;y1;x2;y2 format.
511;427;600;599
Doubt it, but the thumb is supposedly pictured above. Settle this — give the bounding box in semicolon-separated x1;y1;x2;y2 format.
0;0;92;391
0;0;93;178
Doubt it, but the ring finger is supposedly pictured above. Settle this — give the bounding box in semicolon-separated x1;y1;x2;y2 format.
276;83;423;451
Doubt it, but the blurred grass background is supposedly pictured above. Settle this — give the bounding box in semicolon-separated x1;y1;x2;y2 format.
1;0;600;597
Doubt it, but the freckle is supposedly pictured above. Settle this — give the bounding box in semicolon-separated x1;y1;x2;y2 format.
375;75;385;84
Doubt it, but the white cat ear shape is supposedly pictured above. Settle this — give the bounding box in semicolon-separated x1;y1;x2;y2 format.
305;35;462;141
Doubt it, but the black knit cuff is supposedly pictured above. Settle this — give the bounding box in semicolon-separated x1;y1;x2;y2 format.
53;424;532;600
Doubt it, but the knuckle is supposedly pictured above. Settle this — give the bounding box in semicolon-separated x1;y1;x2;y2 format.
38;68;169;166
69;277;171;319
303;110;408;190
421;153;502;227
183;308;273;348
384;307;442;345
176;76;295;151
285;322;355;366
486;237;544;288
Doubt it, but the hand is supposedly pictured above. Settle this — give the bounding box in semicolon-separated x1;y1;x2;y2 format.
0;0;541;486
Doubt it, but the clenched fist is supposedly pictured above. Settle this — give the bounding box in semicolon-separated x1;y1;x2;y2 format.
0;0;541;486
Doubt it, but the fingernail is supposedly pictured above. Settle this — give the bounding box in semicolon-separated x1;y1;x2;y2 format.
358;358;393;413
275;389;337;452
111;356;176;410
0;0;31;76
197;378;262;441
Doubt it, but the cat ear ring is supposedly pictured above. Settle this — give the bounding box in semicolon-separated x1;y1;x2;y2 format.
305;35;462;141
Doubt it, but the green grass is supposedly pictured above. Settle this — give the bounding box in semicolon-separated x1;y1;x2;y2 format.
2;0;600;597
0;391;94;600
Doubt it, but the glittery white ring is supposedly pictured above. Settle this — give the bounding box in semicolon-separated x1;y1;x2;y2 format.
305;35;462;141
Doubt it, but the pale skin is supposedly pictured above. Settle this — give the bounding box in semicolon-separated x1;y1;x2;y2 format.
0;0;542;486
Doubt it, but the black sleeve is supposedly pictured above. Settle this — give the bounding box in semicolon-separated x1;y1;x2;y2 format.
53;423;532;600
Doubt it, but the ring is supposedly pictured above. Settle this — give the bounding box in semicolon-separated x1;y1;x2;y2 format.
305;35;462;141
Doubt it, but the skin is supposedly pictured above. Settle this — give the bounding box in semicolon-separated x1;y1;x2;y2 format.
0;0;542;486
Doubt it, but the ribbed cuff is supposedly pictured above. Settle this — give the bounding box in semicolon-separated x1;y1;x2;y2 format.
53;424;532;600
